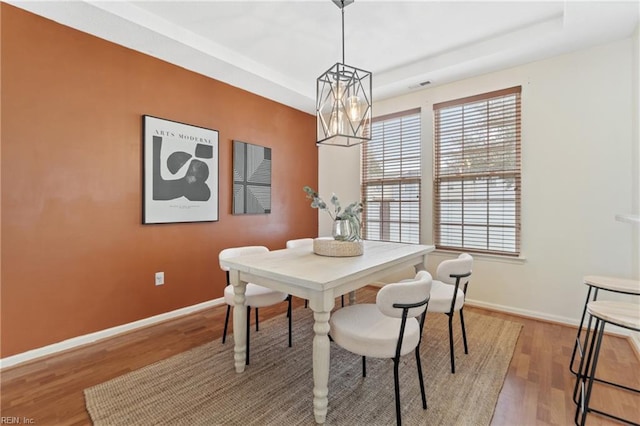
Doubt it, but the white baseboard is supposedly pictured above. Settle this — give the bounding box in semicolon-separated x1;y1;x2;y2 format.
630;333;640;358
0;298;225;370
465;298;640;355
465;298;579;326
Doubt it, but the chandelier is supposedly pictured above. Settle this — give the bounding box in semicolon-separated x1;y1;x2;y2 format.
316;0;372;147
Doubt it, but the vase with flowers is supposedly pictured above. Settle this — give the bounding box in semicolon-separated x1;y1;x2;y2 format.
303;186;363;242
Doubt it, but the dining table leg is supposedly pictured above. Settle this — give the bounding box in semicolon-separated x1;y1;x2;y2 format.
230;271;247;373
310;297;335;424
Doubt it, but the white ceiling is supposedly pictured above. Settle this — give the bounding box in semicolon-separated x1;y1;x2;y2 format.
8;1;640;114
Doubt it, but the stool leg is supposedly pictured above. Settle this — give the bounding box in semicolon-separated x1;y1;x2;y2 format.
572;313;597;406
570;286;597;375
580;319;605;426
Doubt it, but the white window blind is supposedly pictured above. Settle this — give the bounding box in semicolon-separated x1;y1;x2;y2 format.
433;86;521;256
362;108;421;244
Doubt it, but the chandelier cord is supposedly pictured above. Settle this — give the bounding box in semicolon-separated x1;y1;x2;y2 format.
341;1;345;64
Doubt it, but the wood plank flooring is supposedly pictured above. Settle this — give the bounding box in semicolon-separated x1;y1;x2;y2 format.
1;287;638;425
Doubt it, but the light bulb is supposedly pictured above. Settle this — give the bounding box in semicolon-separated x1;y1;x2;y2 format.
332;81;346;102
330;110;345;136
346;95;361;122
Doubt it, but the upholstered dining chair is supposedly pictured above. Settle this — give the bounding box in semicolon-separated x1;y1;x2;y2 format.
219;245;292;365
285;238;314;249
329;271;433;426
427;253;473;374
285;238;346;308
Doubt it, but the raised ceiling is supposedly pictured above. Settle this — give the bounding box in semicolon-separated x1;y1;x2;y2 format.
8;1;639;114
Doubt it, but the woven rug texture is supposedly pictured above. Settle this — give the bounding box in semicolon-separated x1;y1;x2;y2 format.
85;307;522;425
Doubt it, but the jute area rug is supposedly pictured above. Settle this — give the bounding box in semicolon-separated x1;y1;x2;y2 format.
85;307;522;425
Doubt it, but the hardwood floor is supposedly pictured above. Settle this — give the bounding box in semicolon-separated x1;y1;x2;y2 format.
1;287;638;425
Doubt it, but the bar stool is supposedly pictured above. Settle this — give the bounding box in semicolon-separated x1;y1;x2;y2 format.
574;301;640;425
569;276;640;376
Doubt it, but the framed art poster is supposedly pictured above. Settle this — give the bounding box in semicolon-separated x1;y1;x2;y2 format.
233;140;271;214
143;115;219;224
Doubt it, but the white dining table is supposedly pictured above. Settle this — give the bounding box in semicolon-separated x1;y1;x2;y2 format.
220;240;435;424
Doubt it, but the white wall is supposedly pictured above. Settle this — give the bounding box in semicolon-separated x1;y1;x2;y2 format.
319;36;639;325
632;25;639;276
318;145;362;237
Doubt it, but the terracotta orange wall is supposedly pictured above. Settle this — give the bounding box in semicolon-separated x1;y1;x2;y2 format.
0;5;318;358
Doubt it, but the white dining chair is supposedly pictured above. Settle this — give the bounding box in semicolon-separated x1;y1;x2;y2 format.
285;238;314;249
219;246;292;365
427;253;473;374
329;271;433;426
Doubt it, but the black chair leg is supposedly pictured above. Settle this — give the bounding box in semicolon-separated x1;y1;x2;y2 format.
362;356;367;377
341;295;345;307
459;309;468;354
393;357;402;426
415;346;427;409
448;314;456;374
246;306;251;365
222;304;231;344
287;295;292;347
304;299;308;308
255;307;259;331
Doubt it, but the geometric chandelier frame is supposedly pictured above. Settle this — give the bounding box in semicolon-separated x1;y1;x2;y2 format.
316;0;372;147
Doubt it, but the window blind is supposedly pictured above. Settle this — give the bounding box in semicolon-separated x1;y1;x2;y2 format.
433;86;521;256
362;108;421;244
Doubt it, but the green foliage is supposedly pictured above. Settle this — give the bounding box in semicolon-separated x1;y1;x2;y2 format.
303;186;363;241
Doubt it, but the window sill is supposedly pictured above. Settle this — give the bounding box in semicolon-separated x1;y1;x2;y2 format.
431;249;527;264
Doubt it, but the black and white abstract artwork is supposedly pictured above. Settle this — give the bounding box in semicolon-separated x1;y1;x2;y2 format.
233;140;271;214
143;115;219;224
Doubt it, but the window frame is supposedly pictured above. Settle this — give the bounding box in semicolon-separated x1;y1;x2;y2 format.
361;108;422;244
433;86;522;257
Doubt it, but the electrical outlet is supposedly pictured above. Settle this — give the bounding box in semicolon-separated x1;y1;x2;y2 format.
155;272;164;286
